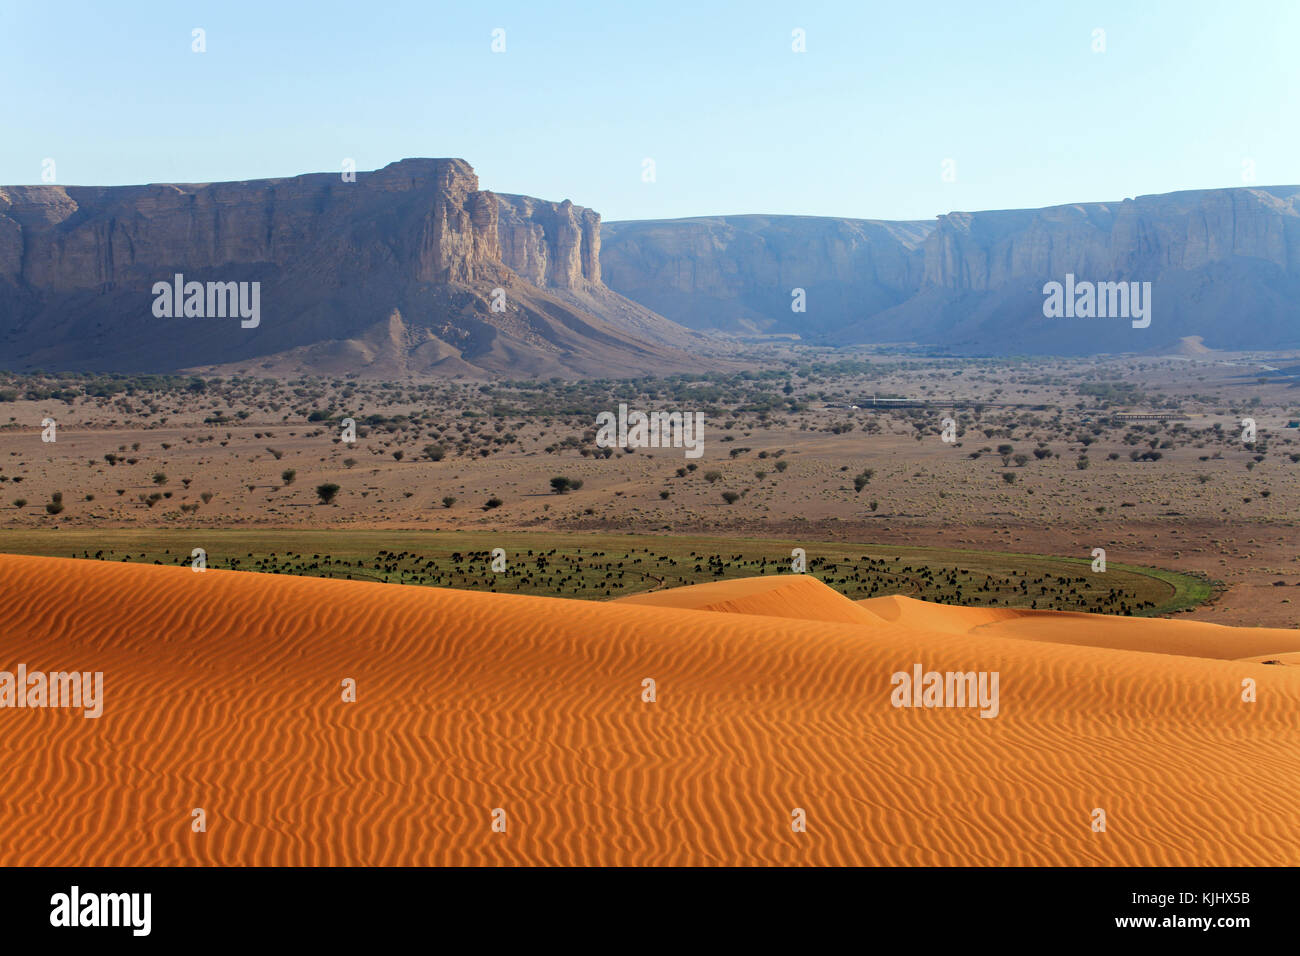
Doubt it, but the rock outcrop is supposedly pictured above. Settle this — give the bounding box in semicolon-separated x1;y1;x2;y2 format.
496;194;602;289
601;186;1300;354
7;164;1297;369
601;215;931;337
0;159;704;378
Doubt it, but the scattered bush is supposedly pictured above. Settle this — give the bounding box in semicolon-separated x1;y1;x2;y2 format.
550;476;584;494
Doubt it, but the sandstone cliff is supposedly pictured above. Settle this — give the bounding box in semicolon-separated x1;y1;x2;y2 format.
601;186;1300;354
0;159;705;378
601;215;931;337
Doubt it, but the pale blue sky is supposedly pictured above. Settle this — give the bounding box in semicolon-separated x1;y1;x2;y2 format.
2;1;1295;221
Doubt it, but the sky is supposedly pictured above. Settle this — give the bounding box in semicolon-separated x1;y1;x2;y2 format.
2;1;1296;222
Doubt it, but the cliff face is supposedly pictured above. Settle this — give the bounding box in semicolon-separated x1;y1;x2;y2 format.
880;186;1300;353
0;159;700;378
8;166;1297;370
601;215;931;337
600;186;1300;354
0;159;612;293
496;194;601;289
922;187;1300;290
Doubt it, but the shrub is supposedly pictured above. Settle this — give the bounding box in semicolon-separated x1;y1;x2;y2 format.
315;483;341;505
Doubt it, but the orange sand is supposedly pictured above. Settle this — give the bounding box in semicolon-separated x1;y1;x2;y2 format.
616;573;886;625
856;594;1300;660
0;556;1296;866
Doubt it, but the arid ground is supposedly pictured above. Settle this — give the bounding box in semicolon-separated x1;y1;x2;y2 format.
2;349;1297;625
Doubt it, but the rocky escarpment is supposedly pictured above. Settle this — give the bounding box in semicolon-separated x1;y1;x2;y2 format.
601;215;931;337
0;159;703;378
869;186;1300;354
923;187;1300;290
601;186;1300;354
496;194;601;289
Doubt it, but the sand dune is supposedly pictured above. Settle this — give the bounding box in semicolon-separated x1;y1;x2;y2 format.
615;574;885;625
625;578;1300;660
1237;651;1300;667
857;593;1300;660
0;555;1297;866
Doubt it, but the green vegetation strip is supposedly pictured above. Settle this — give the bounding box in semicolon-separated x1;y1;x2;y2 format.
0;529;1209;617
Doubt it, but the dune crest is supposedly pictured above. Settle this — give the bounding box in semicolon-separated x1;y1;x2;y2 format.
616;574;885;625
857;593;1300;660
